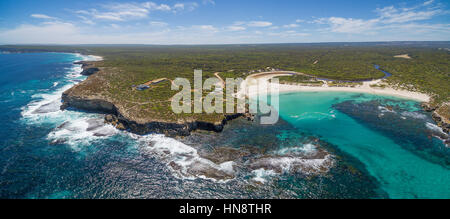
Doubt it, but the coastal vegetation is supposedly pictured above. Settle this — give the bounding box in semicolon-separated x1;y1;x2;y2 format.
1;42;449;133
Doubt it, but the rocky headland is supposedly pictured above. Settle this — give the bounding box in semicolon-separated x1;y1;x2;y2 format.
61;60;251;137
63;59;449;138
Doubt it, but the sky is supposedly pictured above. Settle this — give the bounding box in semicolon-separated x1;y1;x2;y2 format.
0;0;449;44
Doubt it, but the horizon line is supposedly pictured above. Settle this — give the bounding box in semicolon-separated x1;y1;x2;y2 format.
1;40;450;47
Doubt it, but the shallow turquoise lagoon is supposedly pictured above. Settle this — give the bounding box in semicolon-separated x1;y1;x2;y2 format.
274;92;449;199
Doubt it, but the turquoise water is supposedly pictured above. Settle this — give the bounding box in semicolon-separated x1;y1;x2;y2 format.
275;92;450;199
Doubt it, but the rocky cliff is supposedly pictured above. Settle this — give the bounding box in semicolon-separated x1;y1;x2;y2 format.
74;61;100;76
422;102;450;134
62;89;247;136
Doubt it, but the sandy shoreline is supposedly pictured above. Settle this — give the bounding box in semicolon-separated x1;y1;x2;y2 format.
79;54;103;62
238;72;431;103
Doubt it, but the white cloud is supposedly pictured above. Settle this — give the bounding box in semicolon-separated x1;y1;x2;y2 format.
173;3;185;11
232;21;246;26
75;2;199;22
0;21;79;44
283;23;299;28
247;21;272;27
76;4;148;21
423;0;434;6
78;16;95;25
268;31;310;38
110;24;120;29
375;5;442;23
142;2;172;11
1;0;449;44
317;1;446;34
173;2;199;12
326;17;379;33
1;18;448;45
150;21;168;27
30;14;56;20
227;25;246;31
193;25;217;32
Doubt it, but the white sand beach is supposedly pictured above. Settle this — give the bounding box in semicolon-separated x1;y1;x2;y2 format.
237;72;431;103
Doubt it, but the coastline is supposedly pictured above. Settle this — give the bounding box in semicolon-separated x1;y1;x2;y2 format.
239;71;431;102
238;71;450;135
8;51;449;195
277;83;431;102
63;57;447;136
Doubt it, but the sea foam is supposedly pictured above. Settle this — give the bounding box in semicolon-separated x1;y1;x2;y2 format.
132;133;237;182
20;54;117;151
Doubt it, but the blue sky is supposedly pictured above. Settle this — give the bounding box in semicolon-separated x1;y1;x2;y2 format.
0;0;449;44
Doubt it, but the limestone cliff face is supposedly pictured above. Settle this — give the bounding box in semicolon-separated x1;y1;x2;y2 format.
103;113;244;137
61;89;245;136
61;93;116;113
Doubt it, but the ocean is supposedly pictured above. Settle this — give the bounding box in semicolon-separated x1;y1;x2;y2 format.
0;52;448;199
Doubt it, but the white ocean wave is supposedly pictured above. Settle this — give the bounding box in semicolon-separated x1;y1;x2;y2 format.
277;143;318;156
251;168;277;184
47;117;118;147
401;111;427;120
129;133;236;182
21;54;114;151
378;106;395;113
248;143;334;183
248;154;334;179
426;122;447;135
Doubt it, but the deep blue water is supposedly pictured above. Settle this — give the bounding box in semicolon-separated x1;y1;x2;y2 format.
0;52;448;199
